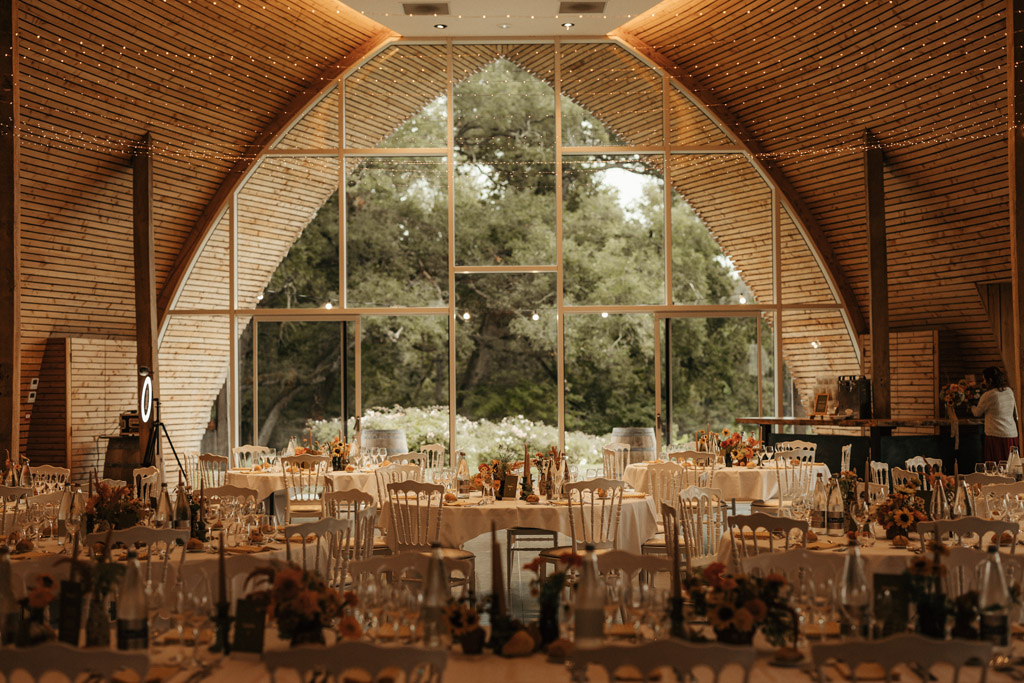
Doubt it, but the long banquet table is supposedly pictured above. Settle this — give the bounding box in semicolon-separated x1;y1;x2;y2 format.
622;462;831;502
225;468;379;502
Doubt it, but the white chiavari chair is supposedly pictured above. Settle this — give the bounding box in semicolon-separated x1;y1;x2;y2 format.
569;640;755;683
231;444;271;470
323;489;384;562
283;517;352;587
97;478;127;490
740;547;843;590
85;526;189;585
857;481;888;505
602;443;630;480
0;641;150;682
385;480;475;592
905;456;942;490
677;486;727;570
374;463;422;506
349;550;472;598
728;511;808;560
870;461;891;491
840;443;852;472
132;466;159;501
979;480;1024;498
182;450;202;490
419;443;446;471
198;453;228;487
890;467;920;490
963;472;1014;486
646;462;684;511
917;516;1018;552
265;640;448;683
810;633;991;683
597;549;671;584
279;454;329;523
30;465;70;493
539;478;625;578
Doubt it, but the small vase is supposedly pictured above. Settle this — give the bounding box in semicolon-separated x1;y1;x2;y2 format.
538;600;559;647
714;627;755;645
290;621;326;646
459;628;486;654
84;595;111;648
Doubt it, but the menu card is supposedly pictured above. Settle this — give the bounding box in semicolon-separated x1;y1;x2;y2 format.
232;596;268;653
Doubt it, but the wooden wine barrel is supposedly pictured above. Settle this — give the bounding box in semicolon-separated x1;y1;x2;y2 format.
103;435;141;482
610;427;656;464
360;429;408;456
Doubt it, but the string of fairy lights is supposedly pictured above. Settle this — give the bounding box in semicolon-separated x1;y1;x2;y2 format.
0;1;1016;172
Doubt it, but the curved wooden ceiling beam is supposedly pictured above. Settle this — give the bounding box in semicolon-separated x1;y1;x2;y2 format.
156;28;398;329
611;30;867;337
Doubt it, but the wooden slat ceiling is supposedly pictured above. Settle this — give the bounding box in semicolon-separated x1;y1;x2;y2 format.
15;0;382;456
620;0;1009;380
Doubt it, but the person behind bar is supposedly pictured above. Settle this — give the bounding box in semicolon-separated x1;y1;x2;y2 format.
971;366;1019;462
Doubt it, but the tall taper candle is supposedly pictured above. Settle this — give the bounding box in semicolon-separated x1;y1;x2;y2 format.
490;521;506;618
523;446;531;493
218;533;226;607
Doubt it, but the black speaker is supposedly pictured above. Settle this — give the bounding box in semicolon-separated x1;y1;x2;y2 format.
837;376;872;418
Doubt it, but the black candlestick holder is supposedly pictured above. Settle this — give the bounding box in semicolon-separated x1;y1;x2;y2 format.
669;596;685;639
211;601;232;654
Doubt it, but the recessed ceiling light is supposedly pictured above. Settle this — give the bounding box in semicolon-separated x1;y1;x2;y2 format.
561;22;575;28
433;23;447;29
498;23;510;29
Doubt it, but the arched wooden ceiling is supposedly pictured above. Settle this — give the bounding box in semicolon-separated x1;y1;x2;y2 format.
13;0;1012;463
617;0;1010;377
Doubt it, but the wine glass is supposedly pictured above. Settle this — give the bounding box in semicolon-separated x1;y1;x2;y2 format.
604;573;622;628
976;463;987;474
851;497;872;546
186;576;214;666
144;577;167;653
811;579;835;641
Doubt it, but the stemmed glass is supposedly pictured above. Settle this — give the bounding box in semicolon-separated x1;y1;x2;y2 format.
810;579;836;641
550;464;565;501
851;497;873;546
186;575;214;666
144;576;167;653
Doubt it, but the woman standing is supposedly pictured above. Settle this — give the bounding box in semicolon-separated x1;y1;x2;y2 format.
971;366;1019;462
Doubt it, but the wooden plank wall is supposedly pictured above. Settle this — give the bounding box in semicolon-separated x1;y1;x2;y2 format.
860;330;939;435
24;336;69;467
68;337;136;484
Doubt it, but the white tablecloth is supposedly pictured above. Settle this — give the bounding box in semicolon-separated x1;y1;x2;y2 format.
381;495;658;554
225;469;378;503
623;462;831;502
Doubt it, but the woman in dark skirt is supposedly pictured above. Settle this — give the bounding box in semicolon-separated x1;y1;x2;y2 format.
971;366;1019;462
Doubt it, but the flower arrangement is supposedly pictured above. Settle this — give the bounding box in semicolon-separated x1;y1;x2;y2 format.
444;599;485;653
874;481;928;539
837;470;860;502
719;431;760;466
684;562;795;646
695;429;721;453
903;541;949;638
524;551;583;646
247;562;351;644
85;480;145;531
940;381;983;409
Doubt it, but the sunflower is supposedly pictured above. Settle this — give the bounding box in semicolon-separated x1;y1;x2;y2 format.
337;615;363;640
732;607;756;633
708;604;737;629
743;598;768;622
893;508;914;529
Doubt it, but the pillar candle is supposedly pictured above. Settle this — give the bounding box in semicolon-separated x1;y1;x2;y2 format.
523;447;531;491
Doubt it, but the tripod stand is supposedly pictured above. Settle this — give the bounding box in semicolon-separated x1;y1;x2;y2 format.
141;398;185;479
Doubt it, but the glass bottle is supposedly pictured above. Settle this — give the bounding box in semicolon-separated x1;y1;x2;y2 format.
929;478;948;521
574;544;604;647
154;483;172;528
455;452;470;498
979;544;1010;647
826;476;844;536
1009;447;1022;482
420;544;449;647
116;551;148;650
810;473;827;535
172;474;191;531
839;539;870;637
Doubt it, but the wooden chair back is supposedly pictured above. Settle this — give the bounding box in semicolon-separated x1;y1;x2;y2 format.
602;443;630;480
265;640;448;683
132;466;160;501
198;453;229;487
810;633;990;683
728;512;808;559
31;465;70;493
569;640;755;683
566;477;625;551
283;517;352;587
374;463;422;505
386;480;444;551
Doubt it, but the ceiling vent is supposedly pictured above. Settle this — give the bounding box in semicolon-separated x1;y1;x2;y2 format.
402;3;450;15
558;1;606;12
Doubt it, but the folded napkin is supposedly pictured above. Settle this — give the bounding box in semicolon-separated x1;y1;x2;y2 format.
622;492;647;499
10;550;52;560
548;500;569;506
226;544;274;554
806;541;837;550
443;500;477;507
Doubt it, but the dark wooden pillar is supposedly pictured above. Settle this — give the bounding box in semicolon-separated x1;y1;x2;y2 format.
864;130;890;420
1010;0;1024;435
0;0;19;463
133;134;158;461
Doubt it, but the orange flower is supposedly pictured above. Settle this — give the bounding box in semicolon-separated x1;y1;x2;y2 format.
523;557;543;574
27;586;53;609
337;615;363;640
274;567;304;600
294;589;321;619
559;552;584;569
719;577;738;592
342;590;358;607
708;604;736;629
743;598;768;622
703;562;726;587
732;607;756;632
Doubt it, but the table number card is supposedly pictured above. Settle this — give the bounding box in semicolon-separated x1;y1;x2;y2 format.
232;596;268;653
502;475;519;500
873;573;909;636
57;581;84;645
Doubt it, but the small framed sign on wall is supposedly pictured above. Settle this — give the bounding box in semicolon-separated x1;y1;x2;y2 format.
811;393;830;416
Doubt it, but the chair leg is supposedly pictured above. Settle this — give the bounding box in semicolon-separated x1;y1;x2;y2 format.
506;530;513;597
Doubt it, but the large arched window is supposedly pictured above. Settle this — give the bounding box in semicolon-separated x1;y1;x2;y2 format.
158;39;859;467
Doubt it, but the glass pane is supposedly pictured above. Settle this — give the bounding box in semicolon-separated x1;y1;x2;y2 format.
667;85;732;146
359;315;449;452
238;315;254;446
780;207;839;304
344;44;448;149
171;211;229;310
560;43;663;147
256;320;342;451
663;316;760;448
455;273;557;459
563;154;664;306
345;156;448;308
237;156;340;309
273;86;339;150
159;315;230;461
454;45;556;266
780;310;860;417
760;312;776;417
670;153;770;304
565;313;654;463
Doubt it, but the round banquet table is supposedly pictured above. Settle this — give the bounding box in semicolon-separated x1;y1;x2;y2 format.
622;462;831;502
380;494;658;554
225;469;379;503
